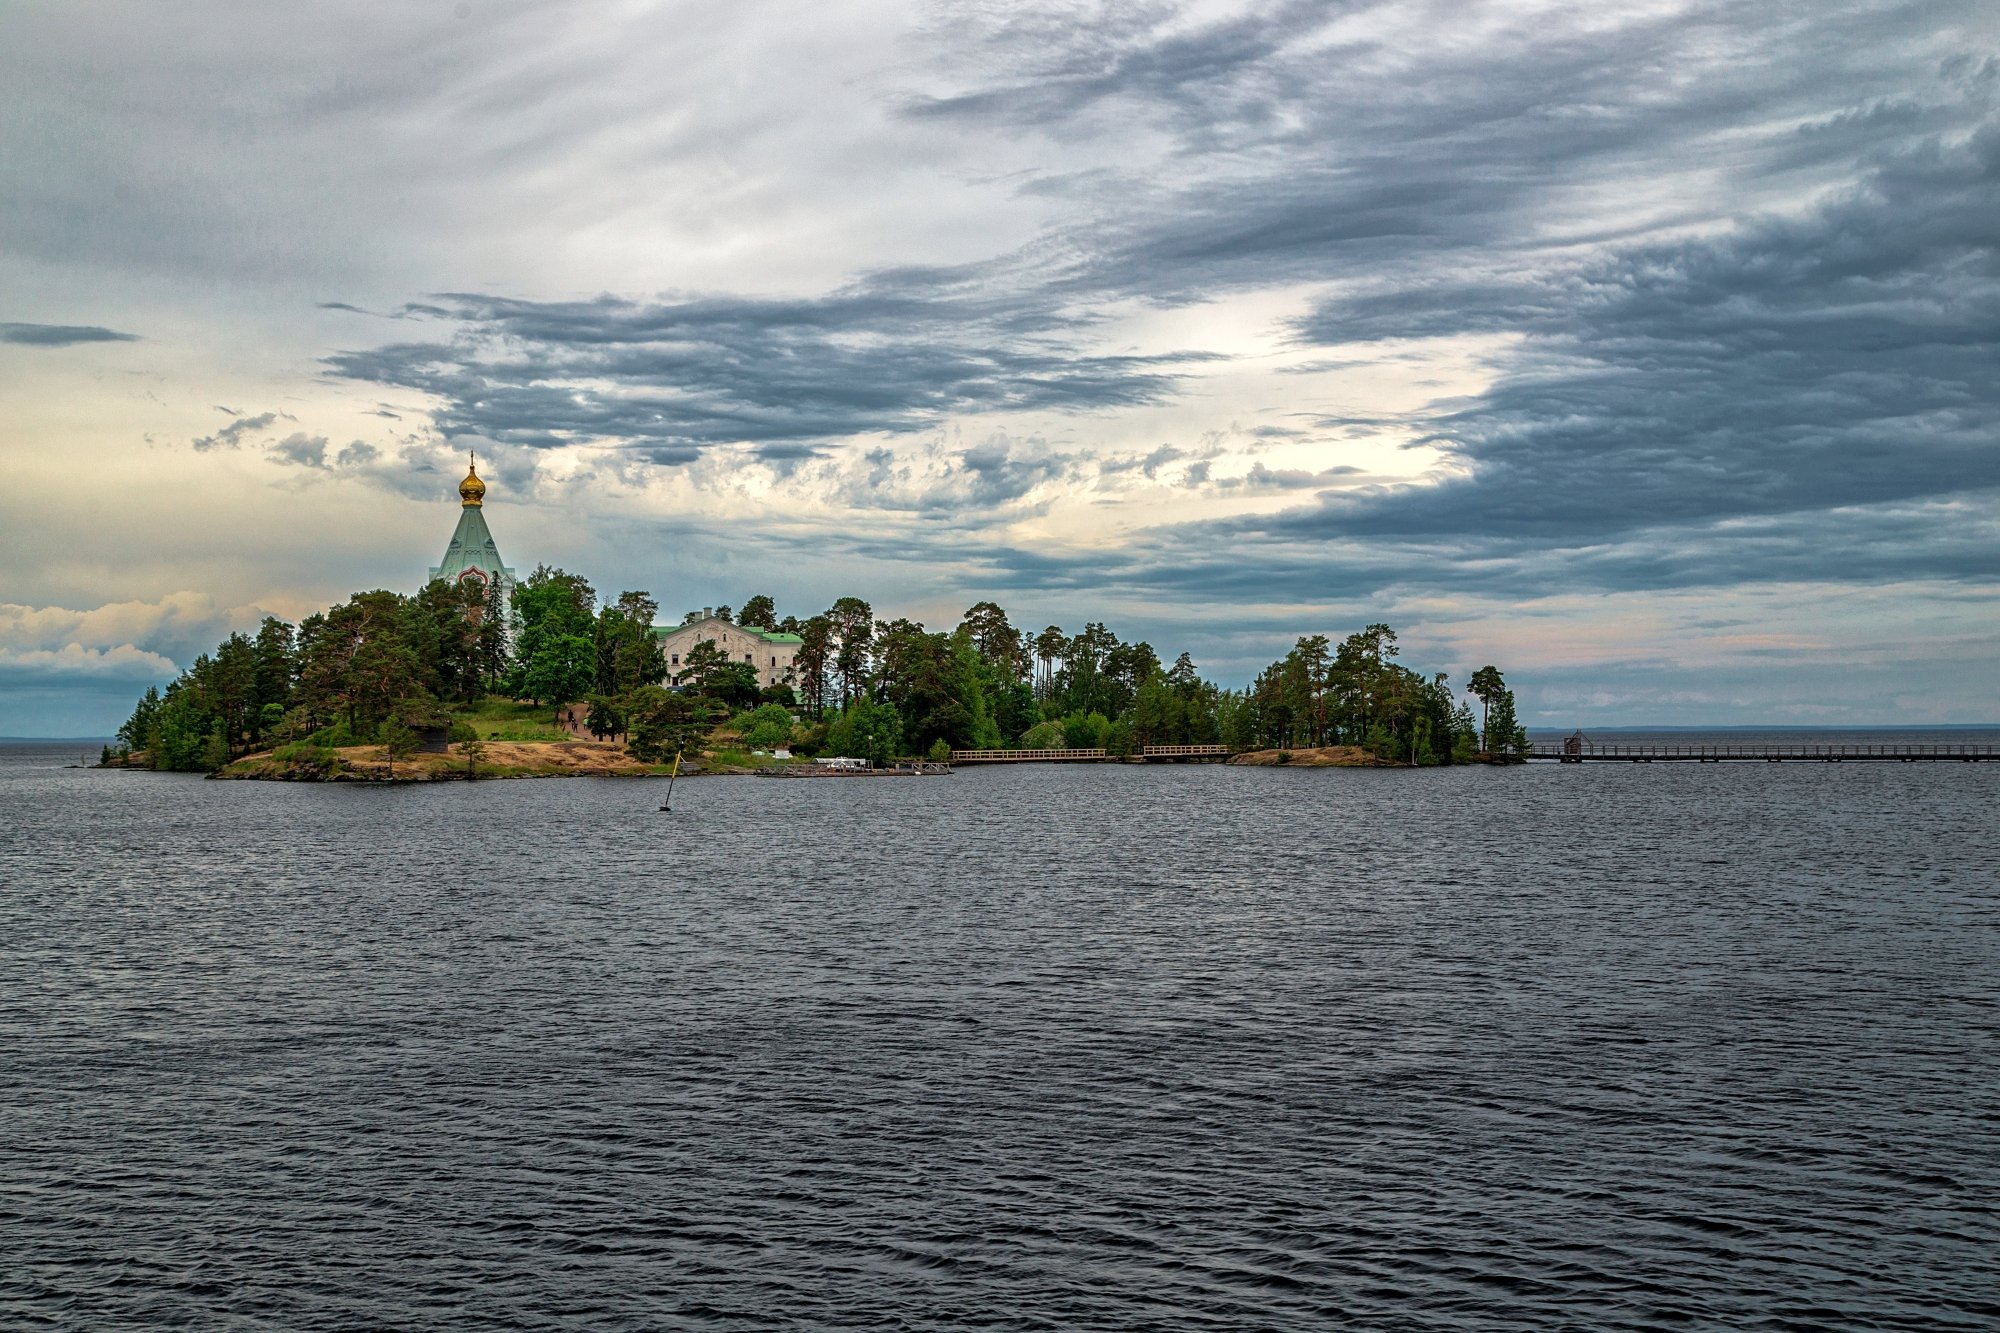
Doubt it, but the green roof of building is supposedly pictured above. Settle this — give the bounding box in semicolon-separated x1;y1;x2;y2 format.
652;621;802;645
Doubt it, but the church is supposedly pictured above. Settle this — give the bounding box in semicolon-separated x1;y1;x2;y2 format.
425;457;798;694
429;455;516;605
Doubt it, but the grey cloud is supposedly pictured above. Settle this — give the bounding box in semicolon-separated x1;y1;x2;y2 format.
925;1;1988;309
0;322;139;347
126;0;2000;638
268;433;330;468
190;411;279;452
903;0;1342;138
1266;122;2000;557
945;490;2000;609
1208;462;1363;493
325;287;1213;457
956;440;1075;507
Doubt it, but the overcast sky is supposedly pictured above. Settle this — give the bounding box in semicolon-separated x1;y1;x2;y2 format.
3;0;1995;734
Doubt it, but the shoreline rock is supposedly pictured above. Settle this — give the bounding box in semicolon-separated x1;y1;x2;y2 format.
212;739;684;782
1226;746;1393;767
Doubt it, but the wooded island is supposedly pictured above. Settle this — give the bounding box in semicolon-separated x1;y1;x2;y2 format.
106;567;1532;778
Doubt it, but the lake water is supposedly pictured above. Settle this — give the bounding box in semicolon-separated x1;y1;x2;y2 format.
3;738;1997;1329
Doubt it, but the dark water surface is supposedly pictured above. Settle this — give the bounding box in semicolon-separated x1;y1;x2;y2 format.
3;741;1997;1329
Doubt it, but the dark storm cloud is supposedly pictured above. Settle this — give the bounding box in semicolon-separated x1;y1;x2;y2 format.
1264;124;2000;558
0;322;138;347
886;1;2000;599
324;286;1212;455
313;0;1998;605
921;1;1987;301
954;487;2000;608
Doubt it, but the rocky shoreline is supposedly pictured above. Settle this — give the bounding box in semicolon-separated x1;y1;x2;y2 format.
1226;746;1394;767
186;740;701;783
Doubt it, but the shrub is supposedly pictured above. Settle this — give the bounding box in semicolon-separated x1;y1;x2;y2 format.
738;702;795;750
823;700;902;766
308;718;369;748
1018;719;1064;749
1060;710;1111;750
381;720;421;761
927;738;953;763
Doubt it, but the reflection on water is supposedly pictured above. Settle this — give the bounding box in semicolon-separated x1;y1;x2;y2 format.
2;741;1997;1329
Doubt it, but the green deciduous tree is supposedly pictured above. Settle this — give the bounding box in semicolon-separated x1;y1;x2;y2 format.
521;634;596;712
824;698;902;766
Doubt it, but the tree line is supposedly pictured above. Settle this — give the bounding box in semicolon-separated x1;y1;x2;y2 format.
111;571;1531;770
746;598;1528;765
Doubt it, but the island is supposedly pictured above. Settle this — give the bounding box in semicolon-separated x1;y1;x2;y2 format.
104;462;1531;781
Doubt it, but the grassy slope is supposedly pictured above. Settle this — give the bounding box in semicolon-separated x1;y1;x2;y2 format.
452;699;572;742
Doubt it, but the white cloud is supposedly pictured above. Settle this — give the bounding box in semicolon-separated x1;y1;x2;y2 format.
0;643;179;681
0;592;269;669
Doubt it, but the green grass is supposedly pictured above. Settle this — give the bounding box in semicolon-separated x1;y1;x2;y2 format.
451;698;572;742
485;725;572;741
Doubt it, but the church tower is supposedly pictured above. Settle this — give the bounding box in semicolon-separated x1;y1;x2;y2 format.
428;454;517;605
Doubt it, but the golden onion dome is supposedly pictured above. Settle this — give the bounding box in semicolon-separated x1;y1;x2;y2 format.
458;454;486;507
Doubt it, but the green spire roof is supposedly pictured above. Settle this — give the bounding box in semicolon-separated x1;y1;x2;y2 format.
429;498;516;591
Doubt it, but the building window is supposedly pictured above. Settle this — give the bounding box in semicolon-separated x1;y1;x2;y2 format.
745;653;753;663
671;654;679;665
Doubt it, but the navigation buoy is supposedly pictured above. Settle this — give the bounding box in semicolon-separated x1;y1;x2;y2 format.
658;748;682;813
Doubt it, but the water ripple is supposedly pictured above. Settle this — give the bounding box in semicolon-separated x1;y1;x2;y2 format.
2;748;1997;1328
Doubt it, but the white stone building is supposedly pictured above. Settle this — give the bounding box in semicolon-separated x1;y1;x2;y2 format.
653;611;801;691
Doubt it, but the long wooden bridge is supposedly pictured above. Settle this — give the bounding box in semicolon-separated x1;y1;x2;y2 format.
1528;741;1998;763
951;745;1232;764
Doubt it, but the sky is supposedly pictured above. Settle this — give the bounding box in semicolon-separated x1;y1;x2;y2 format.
3;0;1996;735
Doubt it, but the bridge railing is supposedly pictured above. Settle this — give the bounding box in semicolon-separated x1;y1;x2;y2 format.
1142;745;1231;756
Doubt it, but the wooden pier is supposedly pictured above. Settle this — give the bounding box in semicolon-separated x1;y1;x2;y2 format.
951;745;1233;764
1528;741;1997;763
